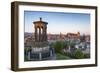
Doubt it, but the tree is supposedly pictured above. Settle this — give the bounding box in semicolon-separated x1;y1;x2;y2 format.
64;41;69;49
73;49;84;59
70;41;76;48
54;41;64;53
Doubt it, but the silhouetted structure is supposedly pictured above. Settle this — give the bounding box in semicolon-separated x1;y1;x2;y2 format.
33;17;48;42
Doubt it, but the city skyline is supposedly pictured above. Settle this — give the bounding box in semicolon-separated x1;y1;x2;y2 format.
24;11;90;35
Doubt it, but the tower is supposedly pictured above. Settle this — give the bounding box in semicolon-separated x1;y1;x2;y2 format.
33;17;48;42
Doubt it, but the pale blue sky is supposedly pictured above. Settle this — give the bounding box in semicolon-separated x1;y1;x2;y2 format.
24;11;90;35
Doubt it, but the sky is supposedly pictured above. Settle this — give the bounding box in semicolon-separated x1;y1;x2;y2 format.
24;11;90;35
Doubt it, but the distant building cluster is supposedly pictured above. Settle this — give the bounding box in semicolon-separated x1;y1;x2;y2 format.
47;32;90;42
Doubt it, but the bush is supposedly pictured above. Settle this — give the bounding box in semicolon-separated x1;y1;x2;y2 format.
84;54;90;58
73;49;84;59
54;41;64;53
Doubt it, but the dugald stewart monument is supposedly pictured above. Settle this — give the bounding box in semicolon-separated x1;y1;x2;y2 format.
24;17;55;61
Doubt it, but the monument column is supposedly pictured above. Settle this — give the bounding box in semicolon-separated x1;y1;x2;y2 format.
39;27;41;42
41;28;43;41
42;27;45;41
35;27;37;41
44;27;47;41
